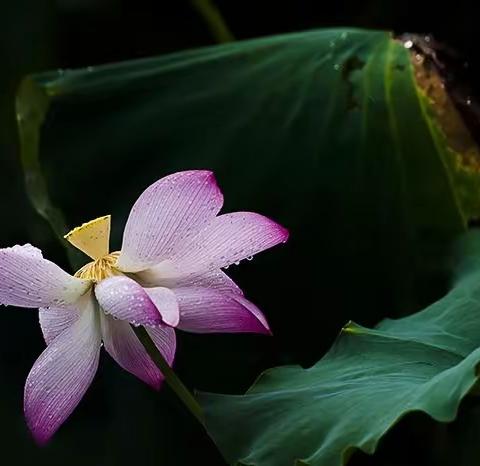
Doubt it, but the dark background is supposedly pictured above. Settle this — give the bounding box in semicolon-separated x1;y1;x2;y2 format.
2;1;480;465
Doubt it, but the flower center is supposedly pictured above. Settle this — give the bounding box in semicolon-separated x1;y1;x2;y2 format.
65;215;121;282
74;252;121;282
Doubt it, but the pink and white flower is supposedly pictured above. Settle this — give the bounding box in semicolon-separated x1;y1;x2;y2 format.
0;170;288;444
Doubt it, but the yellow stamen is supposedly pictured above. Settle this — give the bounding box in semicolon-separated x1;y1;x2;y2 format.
74;252;121;282
65;215;111;260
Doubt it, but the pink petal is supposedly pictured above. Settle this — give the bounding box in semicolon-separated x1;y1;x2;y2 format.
39;306;79;345
101;314;163;389
138;266;244;296
146;326;176;366
24;298;101;445
95;276;162;326
168;212;289;277
144;287;180;327
117;171;223;273
0;244;90;309
38;295;90;345
176;270;244;295
174;287;270;334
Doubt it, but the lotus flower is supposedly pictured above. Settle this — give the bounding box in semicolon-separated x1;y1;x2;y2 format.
0;170;288;444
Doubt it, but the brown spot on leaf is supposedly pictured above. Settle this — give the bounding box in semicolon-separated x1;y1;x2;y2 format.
399;34;480;173
341;56;365;111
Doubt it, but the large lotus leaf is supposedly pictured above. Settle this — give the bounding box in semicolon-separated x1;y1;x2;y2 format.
198;234;480;466
16;28;480;358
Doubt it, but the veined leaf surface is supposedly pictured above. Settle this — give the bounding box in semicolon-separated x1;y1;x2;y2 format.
199;236;480;465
